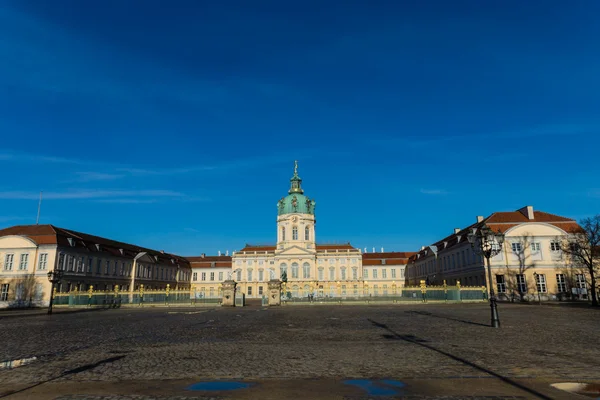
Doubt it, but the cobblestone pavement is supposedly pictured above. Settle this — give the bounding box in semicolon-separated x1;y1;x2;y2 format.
0;303;599;399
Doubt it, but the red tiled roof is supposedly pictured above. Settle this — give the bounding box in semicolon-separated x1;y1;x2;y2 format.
362;252;416;259
186;255;232;262
238;245;276;252
363;258;410;266
316;244;356;250
0;224;189;266
487;222;582;234
487;211;574;224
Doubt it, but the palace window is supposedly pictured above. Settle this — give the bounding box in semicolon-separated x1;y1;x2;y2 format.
247;286;253;296
193;273;197;281
210;272;215;281
218;272;223;281
363;269;368;279
258;286;263;295
105;260;110;275
329;267;335;281
511;243;522;253
329;258;334;264
352;258;357;264
303;262;310;279
248;269;253;281
38;253;48;270
550;241;561;252
352;268;357;279
373;269;378;279
67;256;75;272
236;270;242;281
556;274;567;292
201;272;206;281
391;268;396;279
292;226;298;240
58;253;65;270
535;274;547;293
382;269;387;279
88;257;93;273
305;226;310;241
281;227;286;241
531;242;541;252
96;259;102;274
0;284;9;301
318;268;324;280
291;263;299;279
19;254;29;270
280;263;287;278
516;274;527;293
258;269;264;281
340;267;346;280
496;275;506;293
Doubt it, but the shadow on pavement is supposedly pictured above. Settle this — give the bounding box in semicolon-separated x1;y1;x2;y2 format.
0;355;126;399
368;318;553;400
406;310;490;327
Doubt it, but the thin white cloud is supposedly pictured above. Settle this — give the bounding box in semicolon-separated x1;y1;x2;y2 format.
0;190;184;200
420;189;448;195
70;172;126;182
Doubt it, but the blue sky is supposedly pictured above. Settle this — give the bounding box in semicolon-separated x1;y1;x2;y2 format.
1;0;599;255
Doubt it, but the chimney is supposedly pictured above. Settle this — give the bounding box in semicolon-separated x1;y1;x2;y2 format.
476;216;484;223
518;205;535;220
420;246;425;251
381;247;384;253
160;250;165;254
372;247;375;253
218;250;221;256
454;228;461;234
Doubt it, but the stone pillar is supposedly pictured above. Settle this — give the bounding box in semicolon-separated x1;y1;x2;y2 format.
267;280;282;306
221;280;237;307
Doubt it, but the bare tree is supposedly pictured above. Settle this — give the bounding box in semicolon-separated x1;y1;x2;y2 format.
10;274;41;307
502;234;537;302
559;215;600;307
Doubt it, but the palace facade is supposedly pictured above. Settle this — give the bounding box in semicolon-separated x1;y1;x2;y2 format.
406;206;590;301
0;225;191;307
228;163;413;298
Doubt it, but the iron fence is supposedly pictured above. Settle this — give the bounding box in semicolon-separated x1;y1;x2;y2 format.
52;289;221;308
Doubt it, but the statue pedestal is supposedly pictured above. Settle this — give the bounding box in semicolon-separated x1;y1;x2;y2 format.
267;280;282;306
221;280;237;307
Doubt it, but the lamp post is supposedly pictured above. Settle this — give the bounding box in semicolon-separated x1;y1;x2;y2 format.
468;225;505;328
46;269;64;315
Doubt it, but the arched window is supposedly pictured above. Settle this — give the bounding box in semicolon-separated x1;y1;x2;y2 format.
236;269;242;281
305;226;310;241
281;227;286;241
247;268;253;281
292;226;298;240
341;267;346;280
291;262;299;278
303;262;310;279
280;263;287;278
329;267;335;281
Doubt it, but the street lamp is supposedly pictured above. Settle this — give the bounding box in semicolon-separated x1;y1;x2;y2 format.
468;225;505;328
47;269;64;315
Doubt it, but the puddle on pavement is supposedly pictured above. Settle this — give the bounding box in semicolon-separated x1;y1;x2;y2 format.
551;382;600;398
0;356;37;370
187;381;254;391
344;379;405;396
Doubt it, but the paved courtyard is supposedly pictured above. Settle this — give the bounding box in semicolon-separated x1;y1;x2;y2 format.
0;303;599;399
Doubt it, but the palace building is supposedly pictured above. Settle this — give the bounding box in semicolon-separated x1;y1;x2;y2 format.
0;224;191;308
228;162;413;298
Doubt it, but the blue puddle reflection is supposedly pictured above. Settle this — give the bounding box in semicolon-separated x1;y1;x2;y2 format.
187;381;253;391
344;379;405;396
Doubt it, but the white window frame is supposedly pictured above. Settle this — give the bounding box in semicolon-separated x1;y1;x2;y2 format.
4;253;14;271
535;274;547;293
373;269;378;279
303;263;310;279
218;271;223;281
556;274;567;292
496;275;506;293
0;284;9;301
193;272;198;281
38;253;48;270
363;269;368;279
511;242;522;253
516;274;527;293
201;272;206;281
18;254;29;270
210;272;215;281
291;263;299;279
382;269;387;279
329;267;335;281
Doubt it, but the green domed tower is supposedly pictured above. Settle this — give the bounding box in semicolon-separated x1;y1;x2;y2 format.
277;161;316;216
276;161;316;250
